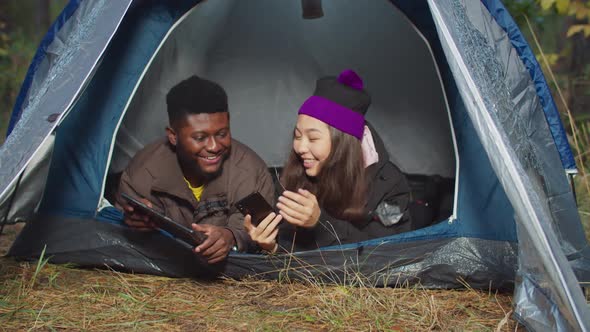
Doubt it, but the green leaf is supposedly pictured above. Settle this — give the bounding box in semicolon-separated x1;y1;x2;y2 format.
567;24;586;37
556;0;570;14
574;6;588;19
544;53;561;66
540;0;556;11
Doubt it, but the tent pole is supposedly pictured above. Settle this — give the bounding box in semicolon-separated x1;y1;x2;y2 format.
569;173;578;207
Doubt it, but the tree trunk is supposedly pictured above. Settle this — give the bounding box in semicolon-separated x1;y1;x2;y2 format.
36;0;51;36
565;16;590;118
0;2;8;32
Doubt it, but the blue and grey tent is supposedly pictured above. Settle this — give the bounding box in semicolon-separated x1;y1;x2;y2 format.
0;0;588;330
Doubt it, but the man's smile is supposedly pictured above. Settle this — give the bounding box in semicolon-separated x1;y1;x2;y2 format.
198;154;223;165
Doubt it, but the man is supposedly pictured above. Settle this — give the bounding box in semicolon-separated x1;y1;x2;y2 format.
116;75;275;264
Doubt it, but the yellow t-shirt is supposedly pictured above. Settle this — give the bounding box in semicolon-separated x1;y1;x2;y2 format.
184;178;205;202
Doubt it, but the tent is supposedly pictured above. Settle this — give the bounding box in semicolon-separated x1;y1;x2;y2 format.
0;0;588;330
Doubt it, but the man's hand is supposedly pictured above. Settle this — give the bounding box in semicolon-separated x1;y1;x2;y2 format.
122;198;156;231
191;224;236;264
244;212;282;253
277;189;320;228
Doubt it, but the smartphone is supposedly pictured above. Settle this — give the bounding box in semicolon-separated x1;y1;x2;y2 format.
121;192;207;246
235;192;275;226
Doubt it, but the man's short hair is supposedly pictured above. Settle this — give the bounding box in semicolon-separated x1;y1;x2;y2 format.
166;75;228;126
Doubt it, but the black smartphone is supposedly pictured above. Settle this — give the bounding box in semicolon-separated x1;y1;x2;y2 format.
121;192;207;247
235;192;275;226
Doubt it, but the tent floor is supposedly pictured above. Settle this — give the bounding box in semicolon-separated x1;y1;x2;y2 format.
8;215;516;290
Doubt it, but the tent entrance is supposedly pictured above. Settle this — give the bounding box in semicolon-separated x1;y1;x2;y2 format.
103;0;458;227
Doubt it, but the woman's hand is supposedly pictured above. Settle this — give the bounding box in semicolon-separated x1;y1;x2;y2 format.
277;189;320;228
244;212;282;253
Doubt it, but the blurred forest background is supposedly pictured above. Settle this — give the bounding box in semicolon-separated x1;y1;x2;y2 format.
0;0;589;223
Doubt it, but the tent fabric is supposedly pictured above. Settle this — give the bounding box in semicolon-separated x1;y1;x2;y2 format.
6;0;83;137
427;0;587;256
514;220;583;331
0;0;133;205
9;214;518;290
0;136;53;223
1;0;589;330
110;0;456;177
38;0;198;217
427;0;589;329
481;0;576;171
43;0;516;240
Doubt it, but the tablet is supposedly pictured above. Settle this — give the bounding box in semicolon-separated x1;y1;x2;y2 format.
121;193;207;247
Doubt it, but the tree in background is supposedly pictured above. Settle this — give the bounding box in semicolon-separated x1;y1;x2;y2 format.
506;0;590;116
37;0;52;37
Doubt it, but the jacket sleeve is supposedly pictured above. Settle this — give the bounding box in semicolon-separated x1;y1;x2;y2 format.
115;165;155;211
278;162;412;251
380;163;411;220
364;162;413;239
225;166;276;252
278;210;370;251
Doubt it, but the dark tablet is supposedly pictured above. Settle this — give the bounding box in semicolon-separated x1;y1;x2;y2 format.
121;193;207;247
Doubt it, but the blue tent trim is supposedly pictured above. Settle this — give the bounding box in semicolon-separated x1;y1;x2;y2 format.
481;0;576;171
6;0;84;137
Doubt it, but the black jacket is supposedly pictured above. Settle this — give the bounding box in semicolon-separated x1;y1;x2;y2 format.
278;124;412;251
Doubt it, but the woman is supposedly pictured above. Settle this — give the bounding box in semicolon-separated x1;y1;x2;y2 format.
245;70;412;253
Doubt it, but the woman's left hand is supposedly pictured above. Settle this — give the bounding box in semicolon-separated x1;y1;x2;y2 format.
277;189;320;228
244;212;282;253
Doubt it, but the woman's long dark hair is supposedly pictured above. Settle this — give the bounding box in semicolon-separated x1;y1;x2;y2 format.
281;126;368;221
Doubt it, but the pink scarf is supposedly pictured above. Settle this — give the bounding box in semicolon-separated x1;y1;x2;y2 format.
362;125;379;168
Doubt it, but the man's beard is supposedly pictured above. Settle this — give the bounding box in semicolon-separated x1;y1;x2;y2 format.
177;149;230;183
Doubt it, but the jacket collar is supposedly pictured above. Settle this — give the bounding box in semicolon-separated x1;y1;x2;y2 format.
147;140;196;206
148;139;235;207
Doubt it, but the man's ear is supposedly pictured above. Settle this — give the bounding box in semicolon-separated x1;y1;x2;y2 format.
166;126;177;146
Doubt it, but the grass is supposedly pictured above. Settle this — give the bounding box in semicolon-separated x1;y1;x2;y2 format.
567;117;590;239
0;110;8;144
576;171;590;240
0;256;521;331
0;224;523;331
